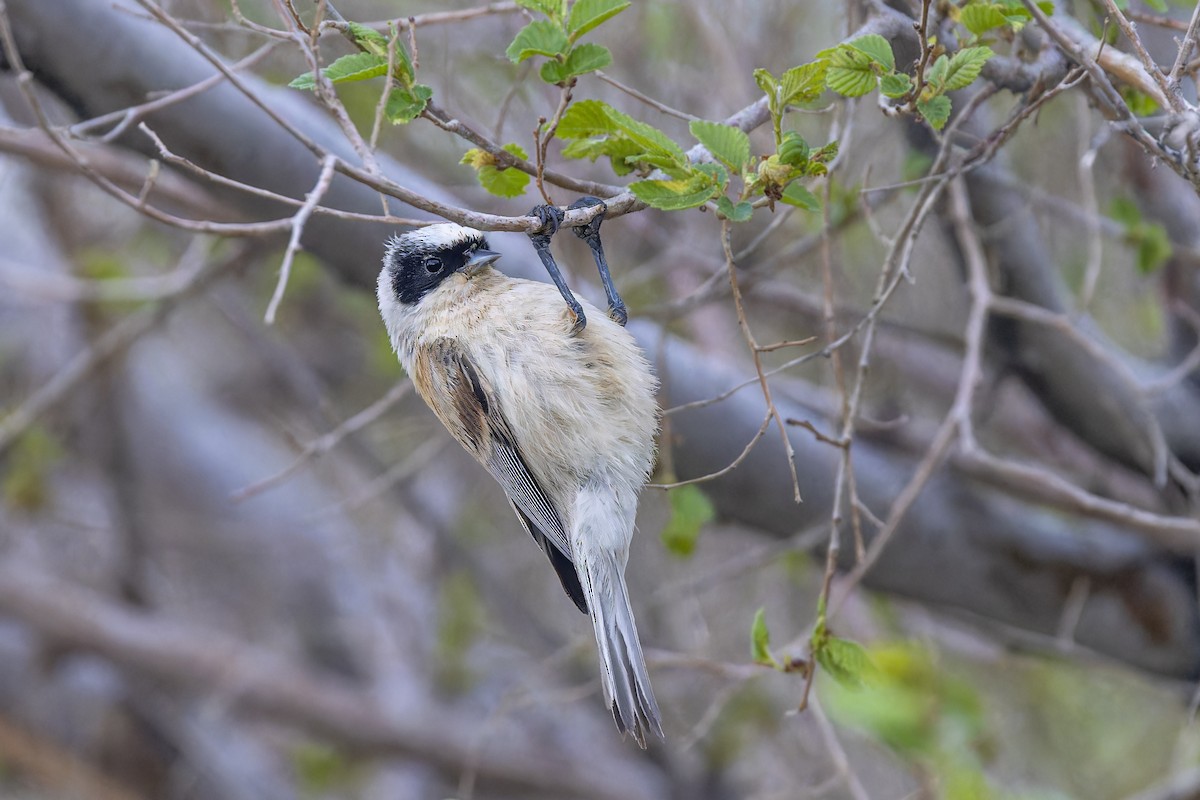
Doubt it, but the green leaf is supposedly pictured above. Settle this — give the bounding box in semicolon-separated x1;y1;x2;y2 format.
925;54;950;89
780;182;820;211
880;72;912;98
478;165;530;198
567;0;630;39
814;635;876;689
606;106;689;166
384;84;432;123
1143;0;1167;10
500;142;529;160
754;67;780;119
660;484;715;556
823;45;881;98
1120;86;1160;117
751;607;780;668
779;61;828;106
557;98;620;137
777;131;810;167
515;0;565;19
960;3;1007;36
943;46;993;91
715;196;754;223
2;426;61;512
689;120;751;172
1136;223;1172;274
630;171;719;210
289;52;388;90
916;94;952;129
539;42;612;83
346;21;388;55
506;20;570;62
460;142;531;197
292;743;354;794
847;33;895;71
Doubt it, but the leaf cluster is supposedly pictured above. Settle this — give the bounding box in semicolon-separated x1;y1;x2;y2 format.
505;0;629;85
288;21;431;124
817;33;994;130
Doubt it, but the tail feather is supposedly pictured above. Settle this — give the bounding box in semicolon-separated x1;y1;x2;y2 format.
582;550;662;747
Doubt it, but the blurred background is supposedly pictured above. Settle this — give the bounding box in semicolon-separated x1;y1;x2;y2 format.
3;0;1200;798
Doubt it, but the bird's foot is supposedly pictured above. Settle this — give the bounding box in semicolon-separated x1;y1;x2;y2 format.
567;196;627;327
527;204;586;335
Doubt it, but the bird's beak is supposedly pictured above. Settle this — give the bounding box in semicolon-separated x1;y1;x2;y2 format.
462;248;501;277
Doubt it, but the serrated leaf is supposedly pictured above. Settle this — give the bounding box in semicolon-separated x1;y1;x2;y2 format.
823;45;880;98
944;46;993;90
557;98;620;137
561;137;638;176
753;68;778;97
925;54;949;89
694;161;729;188
916;94;952;129
779;61;828;106
847;33;895;70
346;21;388;55
384;84;432;124
567;0;630;39
751;608;779;668
960;3;1007;36
630;171;718;210
289;52;388;90
715;196;754;222
780;182;820;211
690;120;751;171
506;20;570;62
478;165;530;198
880;71;912;98
539;42;612;83
515;0;564;19
501;142;528;160
814;635;876;689
660;484;715;556
606;106;688;165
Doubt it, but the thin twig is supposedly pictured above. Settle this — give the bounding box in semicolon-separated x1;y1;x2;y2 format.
1168;1;1200;89
594;71;699;121
648;411;772;489
231;381;413;502
722;221;803;503
1097;0;1182;112
264;154;338;324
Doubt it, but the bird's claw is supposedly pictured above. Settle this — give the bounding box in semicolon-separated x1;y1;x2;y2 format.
607;303;628;327
527;204;565;247
567;306;587;337
568;196;606;242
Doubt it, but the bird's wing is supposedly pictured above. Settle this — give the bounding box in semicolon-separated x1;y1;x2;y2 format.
413;339;583;605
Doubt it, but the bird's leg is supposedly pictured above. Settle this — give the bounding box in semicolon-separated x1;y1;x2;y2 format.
568;196;627;326
527;204;586;336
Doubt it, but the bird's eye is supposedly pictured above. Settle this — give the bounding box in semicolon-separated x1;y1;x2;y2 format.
424;257;442;273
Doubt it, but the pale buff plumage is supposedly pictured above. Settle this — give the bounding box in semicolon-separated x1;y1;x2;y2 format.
377;224;662;744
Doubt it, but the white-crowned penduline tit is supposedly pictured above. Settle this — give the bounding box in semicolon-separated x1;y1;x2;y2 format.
376;204;663;746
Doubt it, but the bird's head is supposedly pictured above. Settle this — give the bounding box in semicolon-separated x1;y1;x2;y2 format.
379;223;502;308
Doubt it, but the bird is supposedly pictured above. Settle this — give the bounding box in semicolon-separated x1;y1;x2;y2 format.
376;215;663;746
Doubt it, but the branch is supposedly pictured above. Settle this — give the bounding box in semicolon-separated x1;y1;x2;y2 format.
0;563;661;800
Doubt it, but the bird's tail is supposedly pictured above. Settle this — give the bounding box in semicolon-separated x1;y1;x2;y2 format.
579;548;663;747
